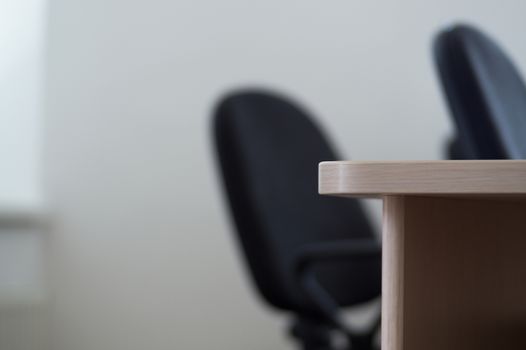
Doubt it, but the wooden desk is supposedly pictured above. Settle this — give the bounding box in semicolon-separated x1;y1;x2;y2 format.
319;160;526;350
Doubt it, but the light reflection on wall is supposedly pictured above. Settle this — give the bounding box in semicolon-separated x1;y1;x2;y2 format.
0;1;48;350
0;0;45;206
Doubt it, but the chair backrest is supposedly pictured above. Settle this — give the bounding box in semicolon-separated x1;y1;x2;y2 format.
434;24;526;159
213;90;379;314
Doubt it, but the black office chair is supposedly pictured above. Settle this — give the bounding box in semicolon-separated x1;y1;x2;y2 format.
434;23;526;159
212;90;381;350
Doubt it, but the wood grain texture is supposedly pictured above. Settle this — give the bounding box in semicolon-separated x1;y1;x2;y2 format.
319;160;526;349
382;196;405;350
384;196;526;350
319;160;526;197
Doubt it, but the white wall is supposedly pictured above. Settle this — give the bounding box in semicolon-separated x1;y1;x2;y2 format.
44;1;526;349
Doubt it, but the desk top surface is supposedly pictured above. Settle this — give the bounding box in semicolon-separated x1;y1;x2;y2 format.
319;160;526;197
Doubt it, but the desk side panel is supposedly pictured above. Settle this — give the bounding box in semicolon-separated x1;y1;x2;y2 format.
402;197;526;350
382;196;405;350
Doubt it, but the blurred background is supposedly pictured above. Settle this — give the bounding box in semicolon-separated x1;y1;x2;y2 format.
1;0;526;349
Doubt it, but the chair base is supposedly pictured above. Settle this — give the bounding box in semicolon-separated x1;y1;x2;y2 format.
289;316;334;350
289;316;377;350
